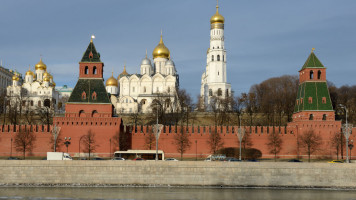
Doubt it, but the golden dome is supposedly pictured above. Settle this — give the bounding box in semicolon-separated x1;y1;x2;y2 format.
106;72;118;87
210;4;225;25
43;76;50;82
35;58;47;70
43;70;50;78
117;65;129;79
26;66;35;77
152;34;170;59
12;74;19;81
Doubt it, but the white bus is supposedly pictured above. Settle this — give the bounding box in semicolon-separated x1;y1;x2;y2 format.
114;150;165;160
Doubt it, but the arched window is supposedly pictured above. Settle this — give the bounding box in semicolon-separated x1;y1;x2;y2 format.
92;110;99;117
209;89;212;96
217;55;220;61
79;110;85;118
322;114;327;120
44;99;51;108
218;88;222;96
144;86;146;93
30;100;33;106
310;70;314;79
309;114;313;120
318;70;321;79
211;55;214;61
82;91;86;100
93;66;97;74
92;91;97;100
85;66;89;74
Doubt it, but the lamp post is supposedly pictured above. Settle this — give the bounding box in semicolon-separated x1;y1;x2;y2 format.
237;118;245;161
195;140;198;161
339;104;353;163
64;137;71;153
349;140;354;162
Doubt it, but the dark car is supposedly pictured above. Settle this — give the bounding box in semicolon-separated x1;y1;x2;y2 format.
224;157;241;162
247;159;259;162
288;159;302;162
91;157;104;160
7;157;20;160
133;158;145;161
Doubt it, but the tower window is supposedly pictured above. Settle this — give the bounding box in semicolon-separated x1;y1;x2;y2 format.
209;89;212;96
309;114;313;120
322;97;326;104
318;70;321;79
92;91;97;100
310;70;314;79
217;55;220;61
212;55;214;61
308;97;312;104
218;88;222;96
82;91;86;100
85;66;89;74
322;114;327;120
93;66;97;74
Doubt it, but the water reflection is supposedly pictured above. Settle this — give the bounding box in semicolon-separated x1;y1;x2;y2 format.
0;187;356;200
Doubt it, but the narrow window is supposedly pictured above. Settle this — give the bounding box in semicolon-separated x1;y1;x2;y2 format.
310;70;314;79
144;86;146;93
85;66;89;74
218;71;219;76
82;91;86;100
218;88;222;96
168;87;170;93
318;70;321;79
322;114;327;120
223;55;224;62
309;114;313;120
209;89;212;96
92;91;97;100
217;55;220;61
212;55;214;61
308;97;312;104
93;66;97;74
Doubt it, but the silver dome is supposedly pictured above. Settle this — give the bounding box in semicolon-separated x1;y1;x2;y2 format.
141;58;151;65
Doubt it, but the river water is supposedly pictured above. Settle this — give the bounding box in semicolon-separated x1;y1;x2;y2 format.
0;187;356;200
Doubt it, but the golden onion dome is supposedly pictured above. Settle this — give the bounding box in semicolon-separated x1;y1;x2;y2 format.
43;76;50;82
152;34;170;59
210;4;225;25
12;74;19;81
26;66;35;77
35;58;47;70
106;72;118;87
43;70;50;78
117;65;129;79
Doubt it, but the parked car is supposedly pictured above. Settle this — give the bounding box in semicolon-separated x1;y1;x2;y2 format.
247;159;258;162
112;157;125;161
288;159;302;162
165;158;178;161
228;158;242;162
133;158;145;161
328;160;343;163
91;157;104;160
7;157;20;160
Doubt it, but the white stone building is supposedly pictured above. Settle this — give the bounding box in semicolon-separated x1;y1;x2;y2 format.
0;64;15;94
6;59;59;112
105;34;179;114
200;3;231;110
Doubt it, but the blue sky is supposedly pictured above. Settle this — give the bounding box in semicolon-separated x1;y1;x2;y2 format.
0;0;355;99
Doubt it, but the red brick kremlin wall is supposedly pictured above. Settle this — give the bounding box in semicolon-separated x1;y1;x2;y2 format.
1;120;355;160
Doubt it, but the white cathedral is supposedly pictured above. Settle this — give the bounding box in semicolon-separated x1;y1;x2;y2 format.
105;34;179;114
200;3;231;110
7;59;59;111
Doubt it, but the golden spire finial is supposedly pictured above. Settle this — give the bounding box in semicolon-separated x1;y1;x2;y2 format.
91;35;95;43
311;47;315;53
216;0;219;12
159;29;163;44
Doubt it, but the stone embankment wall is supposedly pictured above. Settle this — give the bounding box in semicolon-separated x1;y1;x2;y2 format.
0;160;355;188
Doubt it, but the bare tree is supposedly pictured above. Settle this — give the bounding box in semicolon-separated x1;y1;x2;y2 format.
14;128;36;159
81;130;99;160
145;128;156;150
241;131;253;160
266;130;283;161
299;129;322;162
331;132;344;160
207;128;224;154
173;128;191;160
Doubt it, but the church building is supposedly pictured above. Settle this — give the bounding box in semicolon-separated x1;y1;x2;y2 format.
200;2;231;110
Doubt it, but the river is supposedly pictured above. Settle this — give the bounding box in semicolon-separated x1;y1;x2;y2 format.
1;187;356;200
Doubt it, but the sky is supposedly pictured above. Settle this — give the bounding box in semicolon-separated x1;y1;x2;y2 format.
0;0;355;100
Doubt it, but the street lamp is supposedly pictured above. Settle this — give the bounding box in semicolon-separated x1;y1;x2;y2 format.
339;104;353;163
349;140;354;162
64;137;71;153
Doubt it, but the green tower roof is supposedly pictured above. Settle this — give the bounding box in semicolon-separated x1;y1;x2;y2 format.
301;51;324;70
68;79;111;104
80;40;101;63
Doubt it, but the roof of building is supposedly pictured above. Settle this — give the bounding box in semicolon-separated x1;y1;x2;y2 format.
68;79;110;104
80;40;101;63
294;81;333;113
301;51;325;70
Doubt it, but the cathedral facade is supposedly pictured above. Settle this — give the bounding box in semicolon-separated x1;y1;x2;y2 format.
200;3;231;110
105;34;179;114
6;59;59;112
